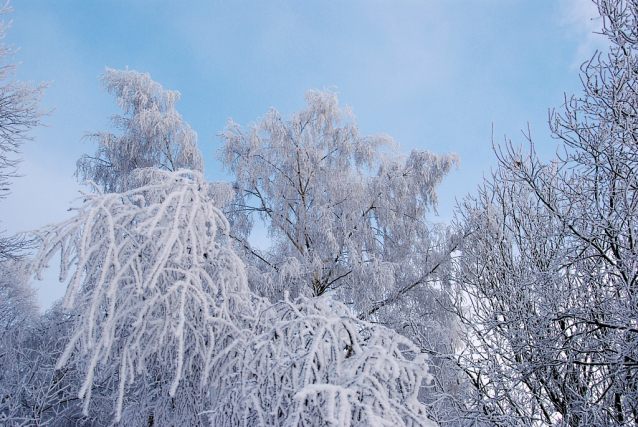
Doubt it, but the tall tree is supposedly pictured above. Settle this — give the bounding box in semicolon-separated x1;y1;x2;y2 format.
218;90;463;423
453;0;638;424
217;89;459;314
76;68;203;194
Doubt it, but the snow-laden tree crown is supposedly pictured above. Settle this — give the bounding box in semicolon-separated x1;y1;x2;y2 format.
218;89;460;314
216;89;465;424
76;68;204;194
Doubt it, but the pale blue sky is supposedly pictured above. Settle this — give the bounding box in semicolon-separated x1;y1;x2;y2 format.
1;0;607;308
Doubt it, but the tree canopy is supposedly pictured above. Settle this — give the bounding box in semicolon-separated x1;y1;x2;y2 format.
3;0;638;425
218;89;459;315
76;68;203;194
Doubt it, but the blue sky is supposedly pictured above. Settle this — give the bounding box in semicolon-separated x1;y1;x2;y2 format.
1;0;607;309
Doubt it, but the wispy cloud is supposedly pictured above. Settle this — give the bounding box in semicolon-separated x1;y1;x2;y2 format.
558;0;609;67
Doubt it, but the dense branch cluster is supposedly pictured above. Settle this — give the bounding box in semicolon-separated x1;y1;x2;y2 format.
9;169;435;426
451;1;638;425
213;295;433;426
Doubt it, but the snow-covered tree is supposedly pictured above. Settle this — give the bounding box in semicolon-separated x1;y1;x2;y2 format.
453;0;638;424
0;303;88;426
76;68;204;194
0;260;39;422
0;257;82;426
0;259;37;330
218;89;462;423
32;168;244;425
0;5;67;423
217;88;459;314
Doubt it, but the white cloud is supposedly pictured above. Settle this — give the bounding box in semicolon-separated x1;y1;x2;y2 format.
558;0;610;67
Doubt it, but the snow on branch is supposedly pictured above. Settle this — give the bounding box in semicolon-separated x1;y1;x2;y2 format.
217;88;460;316
211;295;435;427
30;169;247;421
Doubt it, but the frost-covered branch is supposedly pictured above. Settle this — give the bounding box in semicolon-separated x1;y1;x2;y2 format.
211;295;435;427
31;169;247;423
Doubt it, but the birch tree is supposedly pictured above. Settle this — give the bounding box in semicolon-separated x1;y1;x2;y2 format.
217;89;460;315
76;68;203;194
218;90;462;422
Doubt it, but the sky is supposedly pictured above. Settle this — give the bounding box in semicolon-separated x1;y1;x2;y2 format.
0;0;608;310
